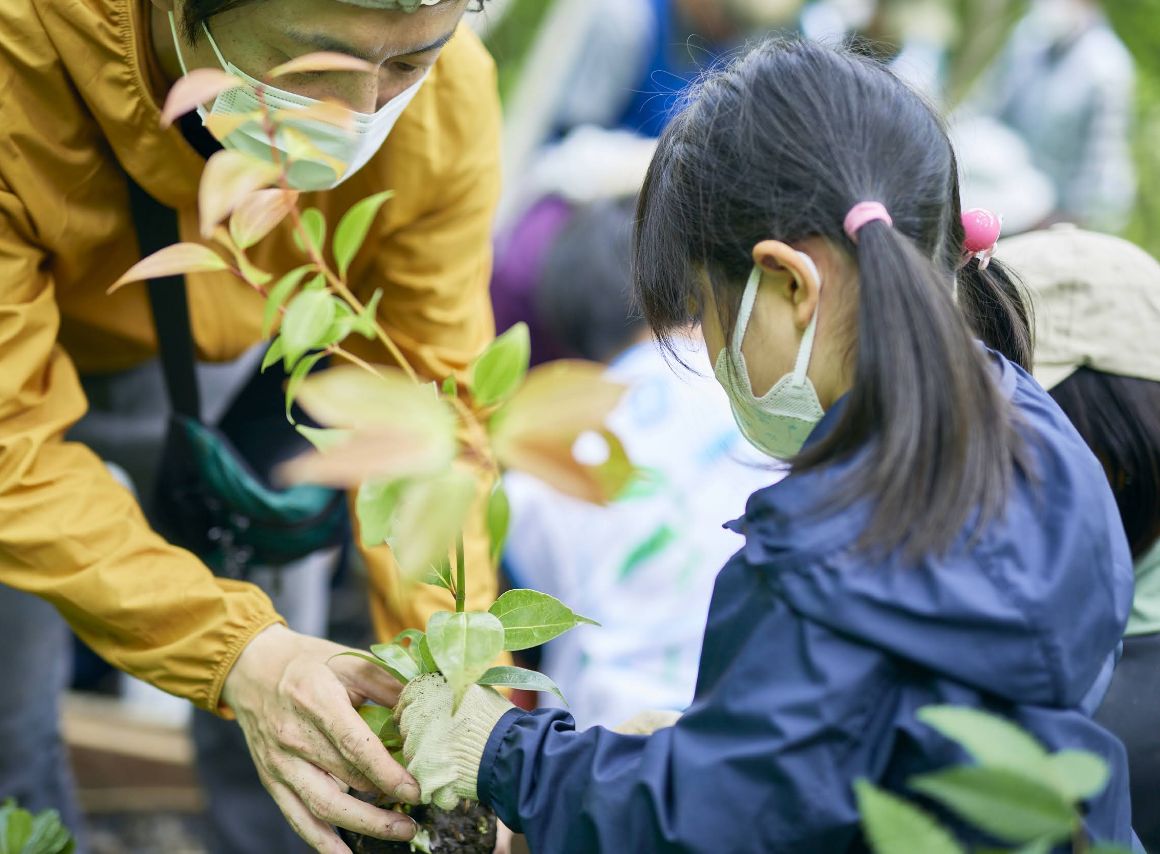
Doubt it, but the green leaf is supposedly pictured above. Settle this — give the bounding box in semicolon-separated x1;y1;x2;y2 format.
295;425;352;453
417;634;438;674
334;651;416;684
295;207;326;257
486;482;511;563
281;289;336;367
352;289;383;338
390;470;477;581
1090;846;1137;854
442;375;458;398
0;800;74;854
370;643;420;684
425;611;505;701
488;589;599;652
471;322;530;408
477;665;565;703
917;706;1049;777
334;190;394;280
355;479;409;549
424;555;455;594
260;337;285;374
1045;751;1110;802
284;352;325;422
358;704;402;748
907;766;1077;845
854;780;964;854
391;629;426;665
316;299;355;350
262;266;313;337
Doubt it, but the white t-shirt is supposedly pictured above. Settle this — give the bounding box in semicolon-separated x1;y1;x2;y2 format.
503;341;784;729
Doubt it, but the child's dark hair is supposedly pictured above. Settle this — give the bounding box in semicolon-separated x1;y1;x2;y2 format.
634;38;1031;557
1050;370;1160;560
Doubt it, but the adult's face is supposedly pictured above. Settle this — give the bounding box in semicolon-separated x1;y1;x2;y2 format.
155;0;469;113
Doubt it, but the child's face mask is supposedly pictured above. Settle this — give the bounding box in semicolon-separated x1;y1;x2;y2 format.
168;12;427;191
713;255;826;460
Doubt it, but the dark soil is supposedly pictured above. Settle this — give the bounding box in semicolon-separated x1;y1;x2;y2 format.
341;800;496;854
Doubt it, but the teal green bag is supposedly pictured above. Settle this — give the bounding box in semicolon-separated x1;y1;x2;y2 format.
129;177;347;578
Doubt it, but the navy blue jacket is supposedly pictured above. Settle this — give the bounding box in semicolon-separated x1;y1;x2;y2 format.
479;355;1137;852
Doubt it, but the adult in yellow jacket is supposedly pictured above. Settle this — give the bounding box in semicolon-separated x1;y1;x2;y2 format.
0;0;499;849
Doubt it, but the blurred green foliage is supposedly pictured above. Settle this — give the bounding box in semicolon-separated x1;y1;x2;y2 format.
1105;0;1160;256
484;0;1159;254
482;0;554;102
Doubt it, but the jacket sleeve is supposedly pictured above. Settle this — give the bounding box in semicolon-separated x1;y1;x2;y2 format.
478;571;900;853
0;186;283;713
346;33;504;641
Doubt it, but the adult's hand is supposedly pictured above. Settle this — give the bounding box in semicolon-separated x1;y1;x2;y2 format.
221;623;421;853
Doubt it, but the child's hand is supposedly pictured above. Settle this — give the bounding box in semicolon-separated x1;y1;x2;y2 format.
397;673;515;809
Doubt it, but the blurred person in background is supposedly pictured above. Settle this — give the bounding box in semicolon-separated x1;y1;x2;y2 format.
999;225;1160;852
554;0;805;139
501;198;779;730
963;0;1136;231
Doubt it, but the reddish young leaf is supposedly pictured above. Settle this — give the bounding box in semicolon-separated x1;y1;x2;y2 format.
199;150;283;238
160;68;244;128
268;52;375;78
293;364;454;431
108;243;229;293
281;127;349;180
491;361;630;504
277;424;455;488
205;111;261;142
229;188;301;249
274;100;356;132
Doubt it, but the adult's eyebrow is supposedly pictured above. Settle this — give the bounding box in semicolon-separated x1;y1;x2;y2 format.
283;27;457;64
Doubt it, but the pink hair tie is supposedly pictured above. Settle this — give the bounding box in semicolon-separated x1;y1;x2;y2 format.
844;201;893;242
961;208;1002;270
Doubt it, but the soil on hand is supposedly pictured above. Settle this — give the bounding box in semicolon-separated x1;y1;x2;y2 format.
341;800;497;854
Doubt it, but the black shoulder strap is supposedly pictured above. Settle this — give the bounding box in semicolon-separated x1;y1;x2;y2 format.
125;178;202;421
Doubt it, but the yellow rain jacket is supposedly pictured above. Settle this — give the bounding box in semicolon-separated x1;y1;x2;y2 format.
0;0;501;712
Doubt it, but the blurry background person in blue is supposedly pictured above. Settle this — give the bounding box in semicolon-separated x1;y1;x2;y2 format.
959;0;1136;231
394;37;1136;852
501;197;779;730
999;225;1160;853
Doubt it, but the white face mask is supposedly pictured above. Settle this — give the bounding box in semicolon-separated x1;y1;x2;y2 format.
713;257;826;460
168;12;427;191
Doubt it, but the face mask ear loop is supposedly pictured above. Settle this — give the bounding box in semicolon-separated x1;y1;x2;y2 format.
726;266;763;390
731;267;762;357
201;21;231;71
167;11;192;76
790;261;823;387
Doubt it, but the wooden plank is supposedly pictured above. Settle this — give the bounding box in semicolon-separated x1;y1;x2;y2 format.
62;692;194;766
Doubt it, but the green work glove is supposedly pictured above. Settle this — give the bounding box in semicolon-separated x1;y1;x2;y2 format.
397;673;515;810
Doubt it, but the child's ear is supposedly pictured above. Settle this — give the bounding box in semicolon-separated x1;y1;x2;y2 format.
751;240;822;331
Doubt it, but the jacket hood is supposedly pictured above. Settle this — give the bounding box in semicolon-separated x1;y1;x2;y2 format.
728;354;1134;708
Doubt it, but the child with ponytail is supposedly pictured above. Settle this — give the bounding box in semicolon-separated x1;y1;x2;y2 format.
394;38;1136;852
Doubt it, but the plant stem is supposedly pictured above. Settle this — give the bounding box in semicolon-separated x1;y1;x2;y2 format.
1072;827;1090;854
455;533;466;613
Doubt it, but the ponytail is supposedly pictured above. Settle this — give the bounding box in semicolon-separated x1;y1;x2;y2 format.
794;219;1025;558
956;257;1034;372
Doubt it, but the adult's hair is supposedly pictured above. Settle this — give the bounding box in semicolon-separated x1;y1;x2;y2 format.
535;198;644;363
180;0;487;43
1050;369;1160;560
634;37;1032;558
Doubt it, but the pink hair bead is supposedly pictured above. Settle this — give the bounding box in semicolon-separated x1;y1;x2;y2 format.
961;208;1002;270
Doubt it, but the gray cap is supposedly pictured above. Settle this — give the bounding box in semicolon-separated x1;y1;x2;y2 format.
996;223;1160;389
